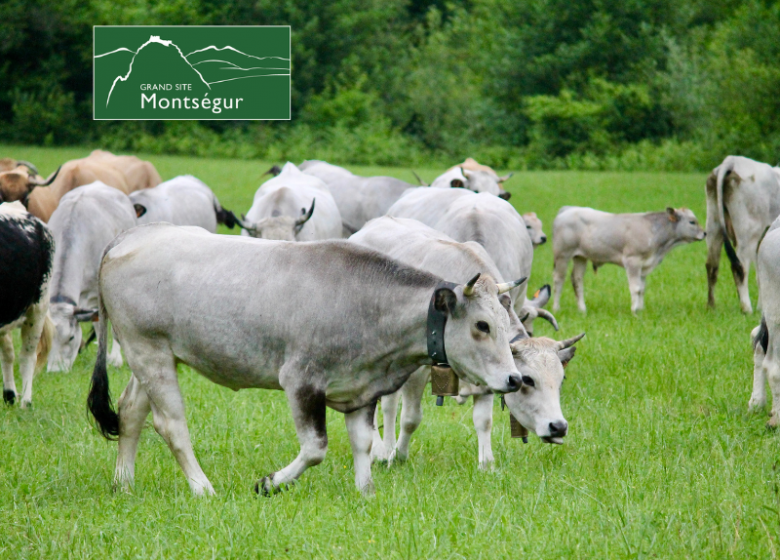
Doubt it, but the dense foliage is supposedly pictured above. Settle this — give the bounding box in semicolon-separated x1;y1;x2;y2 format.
2;0;779;169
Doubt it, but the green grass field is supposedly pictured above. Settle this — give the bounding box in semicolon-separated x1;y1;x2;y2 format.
1;146;777;559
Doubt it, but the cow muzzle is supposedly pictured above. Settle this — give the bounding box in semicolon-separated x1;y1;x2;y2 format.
540;420;568;444
504;374;523;393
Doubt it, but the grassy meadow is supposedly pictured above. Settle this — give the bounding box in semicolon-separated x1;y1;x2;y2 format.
0;146;777;559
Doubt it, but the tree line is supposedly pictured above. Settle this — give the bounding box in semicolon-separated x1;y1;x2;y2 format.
2;0;779;170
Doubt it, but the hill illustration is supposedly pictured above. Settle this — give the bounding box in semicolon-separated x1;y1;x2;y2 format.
106;36;210;108
186;46;290;85
94;49;135;104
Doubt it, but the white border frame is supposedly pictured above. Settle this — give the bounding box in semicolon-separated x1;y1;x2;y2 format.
93;25;291;121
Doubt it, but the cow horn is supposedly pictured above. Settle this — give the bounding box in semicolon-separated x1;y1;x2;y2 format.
496;277;527;294
462;273;481;297
536;308;559;331
411;171;428;186
237;214;258;234
460;166;472;178
294;199;315;232
28;165;60;186
555;333;586;350
263;165;281;177
16;161;39;175
497;172;513;183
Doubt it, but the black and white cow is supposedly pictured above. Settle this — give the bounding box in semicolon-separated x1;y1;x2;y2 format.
0;202;54;407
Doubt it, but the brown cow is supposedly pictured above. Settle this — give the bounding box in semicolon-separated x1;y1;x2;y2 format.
0;151;162;222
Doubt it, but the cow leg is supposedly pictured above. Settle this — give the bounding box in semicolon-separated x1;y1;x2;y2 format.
256;380;328;495
734;247;753;314
107;326;124;368
705;224;723;309
115;374;151;491
571;257;587;313
129;349;214;496
766;356;780;428
473;393;494;470
371;391;400;463
749;332;767;411
345;404;377;496
18;307;46;408
390;365;428;464
552;255;569;312
0;331;16;405
623;260;644;314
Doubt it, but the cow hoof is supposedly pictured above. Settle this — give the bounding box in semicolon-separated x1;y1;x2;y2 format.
748;398;767;411
3;389;15;405
254;474;284;496
767;414;779;429
359;481;376;497
20;400;32;409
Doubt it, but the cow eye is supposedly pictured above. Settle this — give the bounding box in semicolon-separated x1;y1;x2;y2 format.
526;225;531;229
476;321;490;333
689;220;696;225
522;375;535;387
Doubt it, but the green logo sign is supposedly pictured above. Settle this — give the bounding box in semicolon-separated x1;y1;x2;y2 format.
93;26;290;120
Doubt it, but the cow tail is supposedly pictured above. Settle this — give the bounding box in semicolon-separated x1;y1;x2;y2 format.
87;290;119;440
754;316;769;355
35;314;54;371
715;157;744;282
213;197;239;229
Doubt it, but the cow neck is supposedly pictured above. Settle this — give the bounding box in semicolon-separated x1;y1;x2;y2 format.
426;281;458;366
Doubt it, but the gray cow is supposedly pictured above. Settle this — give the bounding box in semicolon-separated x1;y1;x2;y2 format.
350;217;582;468
87;223;524;496
553;206;705;314
705;155;780;314
299;160;415;232
47;183;136;371
386;188;556;333
130;175;239;232
240;162;343;241
429;167;510;200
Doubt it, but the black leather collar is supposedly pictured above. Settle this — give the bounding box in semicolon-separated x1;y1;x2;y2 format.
427;281;458;366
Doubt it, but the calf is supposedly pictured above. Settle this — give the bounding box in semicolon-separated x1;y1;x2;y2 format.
350;217;581;468
87;223;524;496
705;155;780;314
130;175;238;232
0;202;54;407
240;162;342;241
522;212;547;247
47;183;136;372
553;206;705;314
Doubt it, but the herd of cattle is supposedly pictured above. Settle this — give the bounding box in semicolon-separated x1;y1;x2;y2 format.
0;150;778;496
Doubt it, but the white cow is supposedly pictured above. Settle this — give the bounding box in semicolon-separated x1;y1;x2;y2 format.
130;175;239;232
0;202;54;407
705;155;780;314
429;167;510;200
47;183;136;371
553;206;706;314
299;160;415;232
753;220;780;426
386;188;556;333
350;217;582;467
240;162;343;241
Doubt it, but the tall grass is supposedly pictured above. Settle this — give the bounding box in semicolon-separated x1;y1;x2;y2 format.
0;146;776;559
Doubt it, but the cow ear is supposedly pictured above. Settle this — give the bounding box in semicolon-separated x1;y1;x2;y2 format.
666;207;678;222
434;286;457;314
450;178;465;189
558;346;576;367
134;204;147;218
